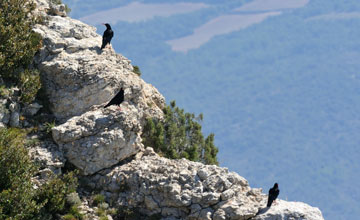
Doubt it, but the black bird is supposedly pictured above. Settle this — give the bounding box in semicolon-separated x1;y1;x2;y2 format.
101;23;114;50
267;183;280;207
104;88;124;108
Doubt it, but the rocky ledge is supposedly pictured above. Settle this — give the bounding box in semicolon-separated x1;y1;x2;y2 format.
83;147;324;220
19;0;327;219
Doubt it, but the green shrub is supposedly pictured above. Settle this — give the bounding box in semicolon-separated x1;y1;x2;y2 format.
0;0;42;81
66;205;84;220
19;69;41;104
0;0;42;104
62;214;77;220
142;101;218;165
0;128;79;219
0;128;42;219
93;194;106;206
36;171;78;214
44;121;56;134
0;85;10;98
133;65;142;76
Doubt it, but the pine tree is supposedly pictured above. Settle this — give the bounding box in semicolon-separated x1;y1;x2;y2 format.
142;101;219;165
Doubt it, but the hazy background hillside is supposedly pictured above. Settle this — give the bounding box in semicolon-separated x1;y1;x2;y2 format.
62;0;360;219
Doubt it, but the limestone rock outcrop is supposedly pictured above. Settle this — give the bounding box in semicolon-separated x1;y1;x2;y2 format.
32;0;165;121
89;148;263;220
32;0;164;175
52;103;143;175
254;200;324;220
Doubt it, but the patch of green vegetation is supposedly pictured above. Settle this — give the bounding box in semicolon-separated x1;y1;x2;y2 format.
142;100;218;165
19;69;42;104
92;194;105;206
0;0;42;81
44;121;56;134
0;0;42;104
133;65;142;76
96;207;107;219
0;85;10;98
0;127;79;219
65;205;84;220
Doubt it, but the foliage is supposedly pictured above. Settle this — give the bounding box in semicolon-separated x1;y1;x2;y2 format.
36;172;78;215
0;0;42;81
142;101;218;165
19;69;41;104
0;0;43;105
0;128;79;219
65;205;84;220
0;128;41;219
92;194;105;206
44;121;56;134
0;85;10;98
133;65;141;76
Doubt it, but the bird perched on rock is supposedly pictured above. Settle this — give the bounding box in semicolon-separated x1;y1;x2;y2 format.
104;88;124;108
101;23;114;50
267;183;280;207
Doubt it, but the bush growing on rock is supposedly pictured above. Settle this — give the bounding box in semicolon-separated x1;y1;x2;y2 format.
142;100;218;165
0;128;79;219
0;0;42;104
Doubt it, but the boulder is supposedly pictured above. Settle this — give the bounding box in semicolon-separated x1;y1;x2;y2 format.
254;200;324;220
52;103;143;175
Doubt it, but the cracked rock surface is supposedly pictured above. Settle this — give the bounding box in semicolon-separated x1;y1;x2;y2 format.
33;0;165;121
89;148;264;220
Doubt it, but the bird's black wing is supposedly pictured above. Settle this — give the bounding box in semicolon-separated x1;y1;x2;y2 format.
274;189;280;198
101;30;114;49
104;88;124;108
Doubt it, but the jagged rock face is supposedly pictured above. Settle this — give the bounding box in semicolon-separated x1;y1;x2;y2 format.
32;0;165;122
32;0;164;174
254;200;324;220
89;148;264;220
52;103;143;175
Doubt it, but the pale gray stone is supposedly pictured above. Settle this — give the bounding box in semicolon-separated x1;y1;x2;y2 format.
254;200;324;220
221;189;235;201
90;152;265;220
9;111;20;127
32;6;165;122
24;103;43;116
52;103;143;175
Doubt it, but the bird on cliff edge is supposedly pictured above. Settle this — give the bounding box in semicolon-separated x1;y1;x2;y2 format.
101;23;114;50
104;88;124;109
267;183;280;207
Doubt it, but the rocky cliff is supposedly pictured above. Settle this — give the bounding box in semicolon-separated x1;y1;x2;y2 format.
3;0;325;219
